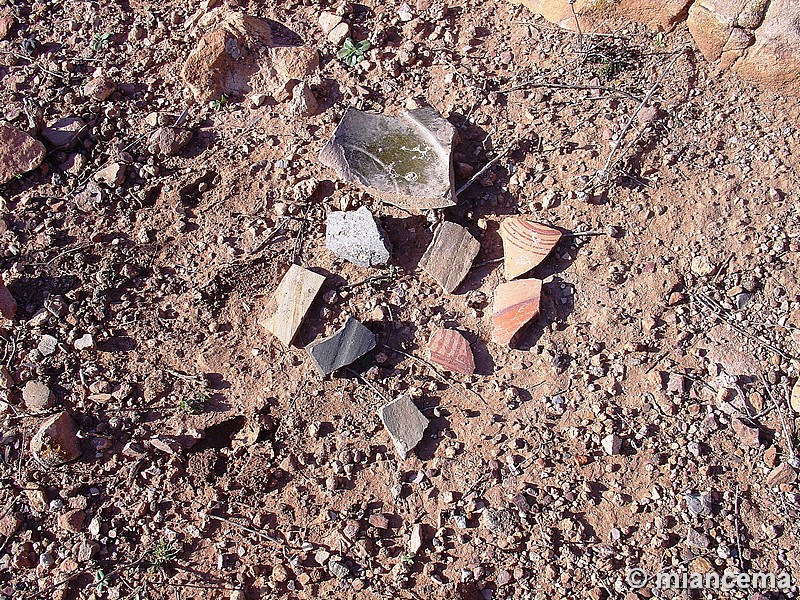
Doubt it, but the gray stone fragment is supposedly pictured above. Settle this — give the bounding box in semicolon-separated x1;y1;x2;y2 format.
685;528;711;549
328;558;350;579
306;317;376;375
377;395;429;459
38;334;58;357
601;433;622;456
325;206;391;268
23;380;54;411
73;334;95;351
684;492;714;517
41;117;85;148
419;221;480;293
482;509;517;534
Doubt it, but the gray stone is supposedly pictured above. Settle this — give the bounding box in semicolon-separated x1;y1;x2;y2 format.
684;492;714;517
319;107;457;211
73;334;95;351
41;117;85;148
377;395;428;459
601;433;622;456
482;509;517;534
685;528;711;549
328;558;350;579
326;206;391;268
306;317;376;375
419;221;480;293
22;381;53;411
38;334;58;357
291;81;318;117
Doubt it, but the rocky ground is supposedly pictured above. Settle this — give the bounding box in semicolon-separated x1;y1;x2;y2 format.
1;0;799;599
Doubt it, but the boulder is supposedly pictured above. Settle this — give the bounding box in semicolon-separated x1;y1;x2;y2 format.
733;0;800;94
511;0;693;32
512;0;800;94
686;0;748;61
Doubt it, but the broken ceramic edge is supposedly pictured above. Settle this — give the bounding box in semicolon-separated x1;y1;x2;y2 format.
306;316;377;376
318;106;457;212
325;206;392;268
377;395;429;460
499;217;562;280
428;328;475;375
418;221;481;294
491;278;543;347
259;264;326;346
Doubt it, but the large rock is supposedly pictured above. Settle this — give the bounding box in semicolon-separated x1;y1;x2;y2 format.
181;10;320;103
0;124;46;184
512;0;693;32
733;0;800;94
31;411;82;467
182;12;273;102
513;0;800;94
686;0;749;61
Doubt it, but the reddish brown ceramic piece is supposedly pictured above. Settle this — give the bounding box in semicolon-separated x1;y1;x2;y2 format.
491;279;542;346
499;218;561;280
428;328;475;375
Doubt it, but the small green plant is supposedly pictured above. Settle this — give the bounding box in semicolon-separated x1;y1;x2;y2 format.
180;391;208;414
92;32;113;52
93;569;109;593
654;32;666;48
145;539;180;571
400;552;415;565
336;38;370;67
209;94;229;111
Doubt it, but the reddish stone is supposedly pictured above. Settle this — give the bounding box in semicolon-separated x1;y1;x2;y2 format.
0;124;46;184
368;514;390;529
0;281;16;319
57;509;85;533
499;218;561;280
428;328;475;375
30;411;82;467
0;10;13;41
492;279;542;346
766;462;797;488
